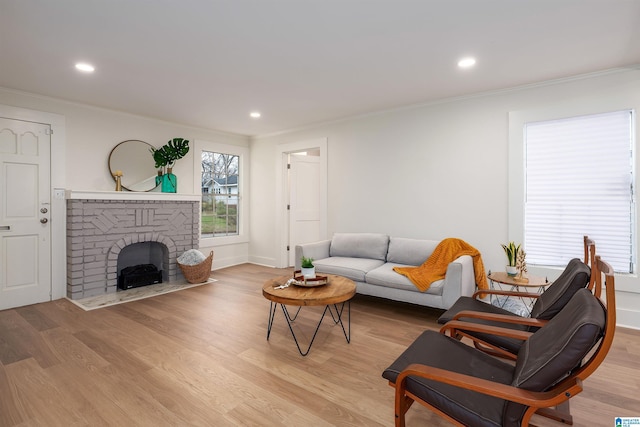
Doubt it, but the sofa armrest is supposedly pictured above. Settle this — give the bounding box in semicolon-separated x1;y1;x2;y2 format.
441;255;476;309
294;240;331;270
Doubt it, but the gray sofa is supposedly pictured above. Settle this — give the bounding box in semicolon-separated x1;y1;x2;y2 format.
295;233;477;310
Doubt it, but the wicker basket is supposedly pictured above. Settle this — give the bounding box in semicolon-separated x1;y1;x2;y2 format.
178;251;213;284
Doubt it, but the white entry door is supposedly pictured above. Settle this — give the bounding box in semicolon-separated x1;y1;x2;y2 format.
0;118;52;310
288;153;320;266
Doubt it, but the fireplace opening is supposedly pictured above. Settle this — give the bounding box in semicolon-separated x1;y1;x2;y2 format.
117;242;168;290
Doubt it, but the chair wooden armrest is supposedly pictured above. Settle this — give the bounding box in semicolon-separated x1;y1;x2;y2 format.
440;319;536;360
440;319;534;340
472;288;541;299
449;310;548;328
392;363;582;408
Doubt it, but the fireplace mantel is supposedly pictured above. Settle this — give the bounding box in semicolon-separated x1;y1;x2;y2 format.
66;190;201;202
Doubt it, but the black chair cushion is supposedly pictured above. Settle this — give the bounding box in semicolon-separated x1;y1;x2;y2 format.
458;318;529;354
503;289;605;424
529;258;590;320
383;330;514;427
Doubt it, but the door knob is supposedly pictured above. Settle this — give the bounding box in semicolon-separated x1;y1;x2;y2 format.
40;218;48;224
41;207;48;213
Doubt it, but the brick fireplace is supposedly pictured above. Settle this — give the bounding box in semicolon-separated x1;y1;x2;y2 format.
66;191;201;299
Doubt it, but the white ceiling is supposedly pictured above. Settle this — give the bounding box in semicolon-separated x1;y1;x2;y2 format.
2;1;640;136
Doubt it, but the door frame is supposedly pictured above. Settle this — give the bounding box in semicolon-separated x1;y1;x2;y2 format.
275;138;327;268
0;104;66;301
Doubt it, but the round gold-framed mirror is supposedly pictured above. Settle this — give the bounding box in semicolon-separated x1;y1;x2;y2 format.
108;140;159;192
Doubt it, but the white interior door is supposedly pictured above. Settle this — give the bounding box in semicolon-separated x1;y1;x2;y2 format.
0;118;52;310
288;153;321;266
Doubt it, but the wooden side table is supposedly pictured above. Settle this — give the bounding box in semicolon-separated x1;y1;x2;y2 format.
487;271;550;315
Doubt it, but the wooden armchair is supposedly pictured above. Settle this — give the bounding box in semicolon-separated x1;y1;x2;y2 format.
436;236;597;424
435;237;596;359
382;256;615;427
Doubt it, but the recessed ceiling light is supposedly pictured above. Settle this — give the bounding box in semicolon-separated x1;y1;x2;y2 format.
75;62;95;73
250;112;261;119
457;57;476;68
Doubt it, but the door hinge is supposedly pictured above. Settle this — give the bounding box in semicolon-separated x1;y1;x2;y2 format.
287;204;290;210
287;245;290;251
287;163;291;169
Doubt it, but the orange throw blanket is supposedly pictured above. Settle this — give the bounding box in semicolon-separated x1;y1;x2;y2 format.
393;238;488;292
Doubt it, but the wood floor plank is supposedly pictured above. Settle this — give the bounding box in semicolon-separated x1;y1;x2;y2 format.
39;361;126;426
134;366;236;427
0;362;31;426
1;263;639;426
1;311;62;369
0;311;34;365
72;329;153;376
4;358;89;426
15;305;58;332
39;327;110;373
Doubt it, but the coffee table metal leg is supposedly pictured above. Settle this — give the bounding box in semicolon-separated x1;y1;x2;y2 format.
274;301;351;356
266;301;277;340
328;301;350;343
284;306;302;322
267;303;304;341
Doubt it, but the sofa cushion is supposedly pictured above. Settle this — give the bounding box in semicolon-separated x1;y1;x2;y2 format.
329;233;389;261
365;263;444;295
313;257;385;282
386;237;439;266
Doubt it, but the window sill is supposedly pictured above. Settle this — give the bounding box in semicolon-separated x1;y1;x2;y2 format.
199;235;249;247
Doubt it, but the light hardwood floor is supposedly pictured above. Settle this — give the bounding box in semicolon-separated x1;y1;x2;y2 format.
1;263;639;426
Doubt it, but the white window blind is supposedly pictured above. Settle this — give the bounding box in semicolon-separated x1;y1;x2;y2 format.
524;110;634;273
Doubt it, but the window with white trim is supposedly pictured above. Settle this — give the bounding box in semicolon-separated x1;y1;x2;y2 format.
201;151;239;238
524;110;635;273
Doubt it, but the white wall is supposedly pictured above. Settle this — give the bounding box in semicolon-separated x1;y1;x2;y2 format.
0;88;249;190
250;68;640;329
0;88;251;294
4;68;640;328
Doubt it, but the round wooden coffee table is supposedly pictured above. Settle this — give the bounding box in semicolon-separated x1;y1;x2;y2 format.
262;274;356;356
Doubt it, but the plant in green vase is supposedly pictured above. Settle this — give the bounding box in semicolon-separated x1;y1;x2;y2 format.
150;138;190;192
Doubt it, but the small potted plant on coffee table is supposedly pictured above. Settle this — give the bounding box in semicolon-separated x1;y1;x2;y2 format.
301;256;316;279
